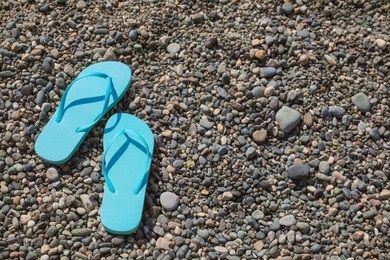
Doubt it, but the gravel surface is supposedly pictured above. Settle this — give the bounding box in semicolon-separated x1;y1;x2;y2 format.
0;0;389;259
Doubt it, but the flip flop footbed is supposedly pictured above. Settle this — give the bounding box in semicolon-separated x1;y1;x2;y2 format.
35;62;131;164
101;113;154;234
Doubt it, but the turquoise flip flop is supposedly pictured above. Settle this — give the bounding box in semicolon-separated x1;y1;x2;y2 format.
101;113;154;234
35;61;132;164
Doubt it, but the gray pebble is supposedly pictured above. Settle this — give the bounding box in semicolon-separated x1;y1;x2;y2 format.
279;214;297;226
329;106;346;118
245;147;257;159
282;2;294;14
167;43;180;55
259;67;276;78
46;167;59;182
160;192;179;211
276;106;301;133
352;92;370;112
288;164;310;180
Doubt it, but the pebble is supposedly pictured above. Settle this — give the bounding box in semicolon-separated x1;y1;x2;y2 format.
329;106;346;118
46;167;59;182
287;164;310;180
245;147;257;159
252;129;267;143
255;50;266;59
192;13;204;24
167;43;180;55
379;190;390;200
319;161;330;174
129;30;138;41
160;192;179;211
71;228;93;236
279;215;297;226
375;39;387;49
352;92;370;112
76;0;87;9
276;106;301;133
282;2;294;14
259;67;276;78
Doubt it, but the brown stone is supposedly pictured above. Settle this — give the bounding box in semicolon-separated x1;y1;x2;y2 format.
254;240;264;251
253;129;267;143
255;49;266;59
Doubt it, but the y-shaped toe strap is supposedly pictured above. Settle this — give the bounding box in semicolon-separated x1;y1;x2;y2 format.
55;72;114;133
102;129;151;195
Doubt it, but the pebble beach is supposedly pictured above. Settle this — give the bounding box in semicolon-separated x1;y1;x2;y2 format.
0;0;389;259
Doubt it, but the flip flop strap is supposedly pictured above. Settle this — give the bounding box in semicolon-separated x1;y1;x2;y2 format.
55;72;114;133
102;128;151;195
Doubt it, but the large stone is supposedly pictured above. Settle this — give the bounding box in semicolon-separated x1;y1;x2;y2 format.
287;164;310;180
276;106;301;133
352;92;370;112
160;192;179;211
279;215;297;226
167;43;180;54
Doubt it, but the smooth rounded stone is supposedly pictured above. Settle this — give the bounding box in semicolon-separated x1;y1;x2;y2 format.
214;246;228;253
42;62;52;73
276;106;301;133
129;30;138;41
221;73;230;85
221;191;233;201
259;67;276;78
252;86;265;98
379;190;390;200
45;226;58;238
41;102;51;113
56;78;66;89
296;222;310;234
288;164;310;180
375;39;387;49
255;49;266;59
282;2;294;14
114;31;124;42
176;245;189;258
0;71;15;77
102;49;117;61
71;228;93;236
197;229;209;239
329;106;346;118
94;28;109;35
311;244;321;253
200;119;214;129
192;13;204;24
160;192;179;211
46;167;59;182
245;147;257;159
299;54;309;65
279;215;297;226
90;172;100;182
167;43;180;54
24;125;36;136
369;128;381;141
205;37;218;48
76;0;87;9
319;161;330;174
352;92;370;112
252;129;267;143
252;210;264;220
26;252;38;260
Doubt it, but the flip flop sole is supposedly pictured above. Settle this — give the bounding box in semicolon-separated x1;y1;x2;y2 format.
34;62;131;164
101;113;154;234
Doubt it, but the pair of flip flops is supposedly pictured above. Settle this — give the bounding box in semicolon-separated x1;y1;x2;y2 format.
35;62;154;234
